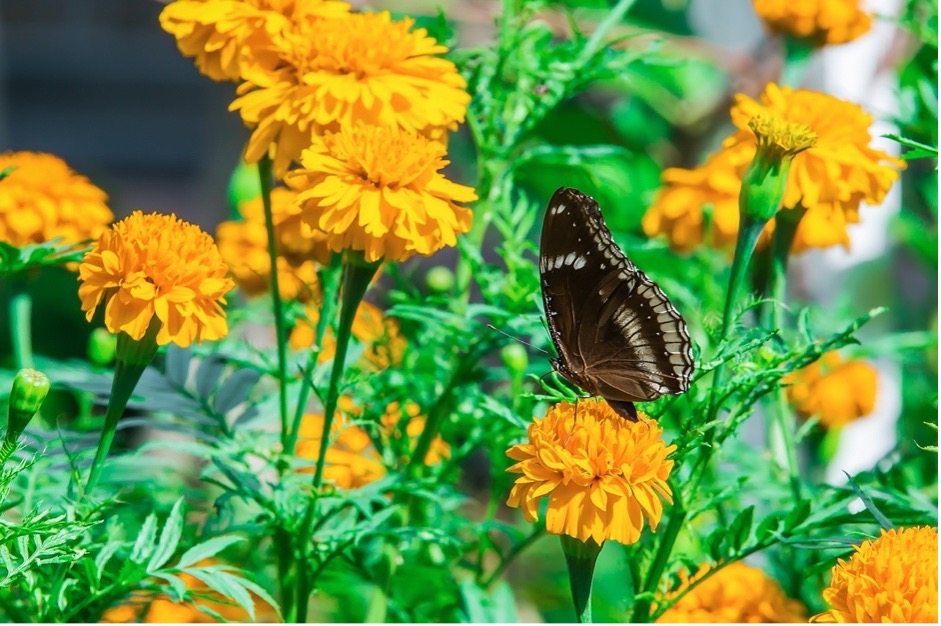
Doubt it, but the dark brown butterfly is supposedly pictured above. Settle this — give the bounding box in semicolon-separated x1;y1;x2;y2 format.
540;187;694;421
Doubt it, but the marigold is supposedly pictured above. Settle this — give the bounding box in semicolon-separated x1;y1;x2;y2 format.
216;187;328;301
285;124;477;262
656;561;807;623
785;351;877;429
0;151;113;248
752;0;871;45
78;211;234;348
506;399;675;545
295;399;385;489
380;401;450;466
231;10;470;174
159;0;350;83
812;526;938;623
645;85;904;254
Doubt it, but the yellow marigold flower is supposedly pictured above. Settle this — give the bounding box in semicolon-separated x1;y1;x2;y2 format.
812;526;938;623
286;124;477;262
752;0;871;46
0;151;113;248
159;0;350;83
78;211;234;348
216;187;328;302
645;85;904;254
295;398;385;489
785;351;877;429
231;10;470;175
380;401;450;466
656;561;807;623
506;399;675;545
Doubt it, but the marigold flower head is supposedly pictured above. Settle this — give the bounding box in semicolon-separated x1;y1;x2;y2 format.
0;151;113;249
506;399;675;545
753;0;871;46
645;85;904;254
656;561;807;623
216;187;328;301
380;401;450;466
78;211;234;348
812;526;938;623
785;351;877;429
285;124;477;262
295;398;385;489
231;10;470;175
159;0;350;83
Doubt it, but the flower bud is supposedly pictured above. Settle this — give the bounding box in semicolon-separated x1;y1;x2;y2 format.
226;160;261;216
87;327;117;366
501;343;529;373
6;368;49;442
740;113;817;223
425;266;455;294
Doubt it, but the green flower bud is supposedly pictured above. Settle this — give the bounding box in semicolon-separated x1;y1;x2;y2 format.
87;327;117;367
501;343;529;373
740;113;817;223
226;160;262;216
6;368;49;442
425;266;455;293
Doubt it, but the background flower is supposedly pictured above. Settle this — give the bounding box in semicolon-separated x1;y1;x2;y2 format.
231;10;469;174
380;401;450;466
78;211;234;347
285;124;477;262
656;561;807;623
812;526;938;623
0;151;113;249
752;0;871;45
785;351;877;429
295;399;385;489
506;400;675;545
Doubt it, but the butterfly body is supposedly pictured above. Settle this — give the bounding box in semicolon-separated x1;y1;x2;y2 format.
540;187;694;420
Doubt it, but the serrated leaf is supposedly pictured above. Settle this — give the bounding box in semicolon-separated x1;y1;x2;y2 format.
93;538;123;585
213;369;261;416
186;568;256;622
148;498;185;573
152;572;188;601
195;356;227;398
728;505;754;550
129;513;158;564
176;536;244;569
784;500;811;531
756;513;783;543
238;576;283;622
845;473;895;530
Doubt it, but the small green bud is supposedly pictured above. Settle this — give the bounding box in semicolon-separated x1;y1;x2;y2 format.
501;343;529;373
425;266;455;293
226;160;262;216
87;327;117;366
7;368;49;441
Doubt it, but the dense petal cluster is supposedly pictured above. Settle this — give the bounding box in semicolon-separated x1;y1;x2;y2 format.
216;187;328;301
812;526;938;623
0;151;113;248
285;124;477;262
656;561;807;623
644;84;904;254
229;9;470;174
506;399;675;545
295;399;385;489
785;351;877;429
78;212;234;348
752;0;871;45
159;0;350;83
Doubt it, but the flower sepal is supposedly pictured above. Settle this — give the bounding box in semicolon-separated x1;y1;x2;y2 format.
561;535;604;623
6;368;50;442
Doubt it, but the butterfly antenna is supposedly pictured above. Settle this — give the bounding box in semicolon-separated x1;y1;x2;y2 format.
486;324;551;356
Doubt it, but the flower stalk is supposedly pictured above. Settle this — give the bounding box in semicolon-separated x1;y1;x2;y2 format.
8;278;34;370
561;535;603;623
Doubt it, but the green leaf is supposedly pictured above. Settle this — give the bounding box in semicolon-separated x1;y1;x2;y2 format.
784;500;811;531
129;512;158;564
176;535;244;569
728;505;754;550
148;498;185;573
185;567;256;622
845;473;896;530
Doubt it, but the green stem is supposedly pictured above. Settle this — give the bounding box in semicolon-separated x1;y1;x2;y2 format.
9;280;34;370
782;36;815;88
294;254;381;621
633;486;685;622
258;155;290;450
454;159;506;302
561;535;603;624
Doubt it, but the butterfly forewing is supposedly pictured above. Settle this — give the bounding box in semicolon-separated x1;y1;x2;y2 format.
540;187;694;416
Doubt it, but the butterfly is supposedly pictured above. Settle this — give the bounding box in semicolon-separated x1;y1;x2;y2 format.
539;187;695;421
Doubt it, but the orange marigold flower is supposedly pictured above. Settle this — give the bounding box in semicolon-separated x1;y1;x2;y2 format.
812;526;938;623
78;211;234;348
285;124;477;262
645;85;904;254
0;151;113;249
656;561;807;623
231;10;469;175
785;351;877;429
216;187;328;301
295;398;385;489
159;0;350;83
506;399;675;545
380;401;450;466
752;0;871;46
